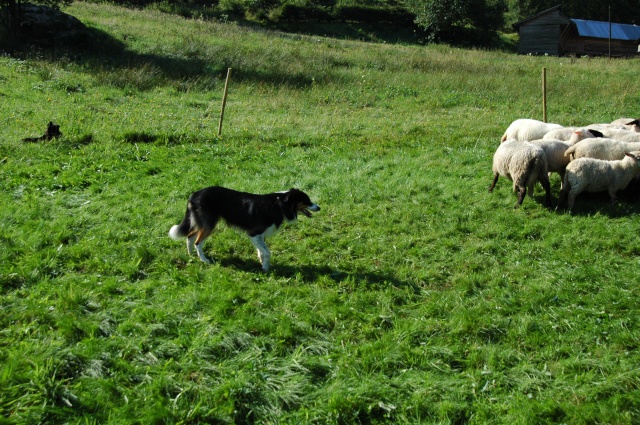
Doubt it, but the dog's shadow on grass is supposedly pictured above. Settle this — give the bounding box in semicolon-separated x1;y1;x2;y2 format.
218;257;422;293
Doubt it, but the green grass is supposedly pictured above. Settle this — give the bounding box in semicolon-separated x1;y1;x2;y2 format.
2;2;640;423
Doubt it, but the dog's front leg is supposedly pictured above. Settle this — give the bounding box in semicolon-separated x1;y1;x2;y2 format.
250;235;271;272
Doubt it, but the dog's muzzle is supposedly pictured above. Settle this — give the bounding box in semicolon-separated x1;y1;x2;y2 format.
302;203;320;217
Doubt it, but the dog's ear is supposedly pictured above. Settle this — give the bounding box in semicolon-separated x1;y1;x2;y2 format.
282;189;296;203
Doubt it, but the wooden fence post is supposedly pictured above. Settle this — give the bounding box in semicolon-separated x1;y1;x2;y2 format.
218;68;232;137
542;67;547;123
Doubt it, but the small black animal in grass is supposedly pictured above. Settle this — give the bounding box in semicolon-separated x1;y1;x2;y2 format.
22;122;62;142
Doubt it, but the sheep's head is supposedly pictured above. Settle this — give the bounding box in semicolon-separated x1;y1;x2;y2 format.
571;128;603;143
624;151;640;164
624;120;640;133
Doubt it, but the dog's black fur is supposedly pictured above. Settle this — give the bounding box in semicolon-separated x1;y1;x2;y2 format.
22;121;62;142
169;186;320;271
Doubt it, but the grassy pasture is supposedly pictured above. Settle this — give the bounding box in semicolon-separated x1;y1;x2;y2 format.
2;2;640;423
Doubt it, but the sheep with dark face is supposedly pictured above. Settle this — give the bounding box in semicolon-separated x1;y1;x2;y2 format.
489;140;552;208
559;151;640;211
610;118;640;132
586;126;640;143
543;128;602;142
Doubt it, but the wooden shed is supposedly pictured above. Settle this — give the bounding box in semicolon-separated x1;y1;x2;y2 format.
513;5;640;57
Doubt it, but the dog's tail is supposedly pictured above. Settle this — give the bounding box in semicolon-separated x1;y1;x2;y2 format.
169;206;192;240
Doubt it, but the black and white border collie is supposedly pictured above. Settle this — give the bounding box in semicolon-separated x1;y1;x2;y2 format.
169;186;320;271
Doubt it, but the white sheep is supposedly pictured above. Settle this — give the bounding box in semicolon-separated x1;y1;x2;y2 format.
532;130;604;188
610;131;640;143
564;138;640;161
588;126;640;143
501;119;563;142
610;118;640;132
589;123;627;130
543;128;602;142
529;139;573;187
489;139;552;208
542;127;576;141
559;151;640;211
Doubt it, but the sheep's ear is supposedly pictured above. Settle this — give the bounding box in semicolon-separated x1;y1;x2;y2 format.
589;129;604;138
626;119;640;125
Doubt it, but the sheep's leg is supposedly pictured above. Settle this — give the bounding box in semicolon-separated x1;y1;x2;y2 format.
527;182;535;198
515;186;527;208
488;174;499;192
609;190;618;209
567;188;579;212
558;187;568;209
557;174;571;210
539;174;553;207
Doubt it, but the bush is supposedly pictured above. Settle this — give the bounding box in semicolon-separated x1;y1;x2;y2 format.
246;0;280;20
151;1;220;19
275;2;333;22
335;5;414;25
218;0;247;18
404;0;505;43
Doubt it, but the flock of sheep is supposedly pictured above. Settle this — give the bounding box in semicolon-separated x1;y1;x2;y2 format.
490;117;640;211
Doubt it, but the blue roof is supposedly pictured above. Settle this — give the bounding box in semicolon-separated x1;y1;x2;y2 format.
572;19;640;41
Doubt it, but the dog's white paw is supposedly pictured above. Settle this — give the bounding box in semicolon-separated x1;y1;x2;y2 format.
195;244;213;264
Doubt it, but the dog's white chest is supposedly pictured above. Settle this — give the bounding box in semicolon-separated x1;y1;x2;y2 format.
262;224;280;238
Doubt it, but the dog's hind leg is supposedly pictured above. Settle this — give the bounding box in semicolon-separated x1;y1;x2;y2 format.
193;228;213;264
195;243;212;264
187;234;197;255
250;234;271;272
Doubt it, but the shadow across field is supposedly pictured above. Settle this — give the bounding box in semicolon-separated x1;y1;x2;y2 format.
18;25;318;89
80;27;229;81
218;257;423;293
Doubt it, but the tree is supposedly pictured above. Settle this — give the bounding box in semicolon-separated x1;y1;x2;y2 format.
508;0;640;25
404;0;506;43
0;0;71;43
